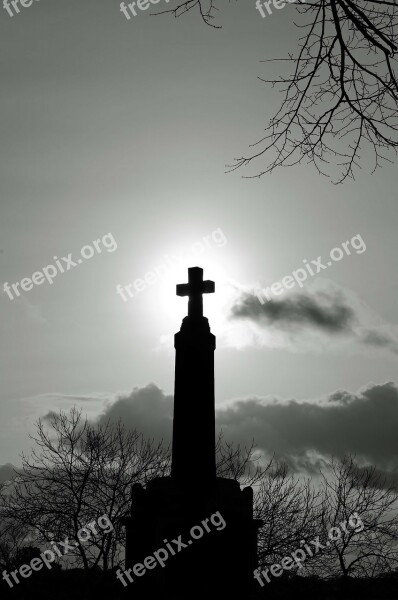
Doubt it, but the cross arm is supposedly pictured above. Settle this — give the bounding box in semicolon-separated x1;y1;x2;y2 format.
176;281;215;296
176;283;190;297
202;280;215;294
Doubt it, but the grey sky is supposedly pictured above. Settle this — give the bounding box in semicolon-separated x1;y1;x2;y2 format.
1;0;397;470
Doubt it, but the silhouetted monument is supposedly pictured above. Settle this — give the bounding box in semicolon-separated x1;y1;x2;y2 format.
173;267;216;485
123;267;261;599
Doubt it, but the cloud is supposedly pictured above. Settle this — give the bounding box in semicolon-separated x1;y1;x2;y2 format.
361;329;398;355
40;393;108;403
216;382;398;474
229;280;398;356
98;383;174;443
348;462;398;490
21;392;114;427
97;381;398;479
232;288;355;333
0;463;17;484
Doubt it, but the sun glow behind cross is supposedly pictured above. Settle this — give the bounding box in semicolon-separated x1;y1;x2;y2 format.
123;240;260;350
152;259;263;352
158;257;230;334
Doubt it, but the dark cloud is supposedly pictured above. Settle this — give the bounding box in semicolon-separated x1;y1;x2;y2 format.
98;382;398;478
348;462;398;490
42;410;59;423
216;382;398;472
0;463;17;483
229;286;398;357
361;330;398;355
231;289;355;334
98;383;173;443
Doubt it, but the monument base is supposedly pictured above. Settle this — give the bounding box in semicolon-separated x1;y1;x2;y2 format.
123;476;262;598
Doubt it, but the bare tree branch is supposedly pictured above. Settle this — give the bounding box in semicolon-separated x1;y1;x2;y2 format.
156;0;398;182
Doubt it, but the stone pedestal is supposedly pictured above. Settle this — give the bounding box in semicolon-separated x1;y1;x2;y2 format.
124;477;262;599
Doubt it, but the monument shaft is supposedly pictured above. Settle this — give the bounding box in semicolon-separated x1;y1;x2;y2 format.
172;315;216;484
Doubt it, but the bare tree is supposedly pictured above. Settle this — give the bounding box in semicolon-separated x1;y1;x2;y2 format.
314;455;398;578
155;0;398;182
0;409;170;572
155;0;221;28
215;436;321;572
0;500;32;573
215;433;270;487
254;461;321;570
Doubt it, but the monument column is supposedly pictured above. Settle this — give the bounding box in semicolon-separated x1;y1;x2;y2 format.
123;266;262;599
172;267;216;485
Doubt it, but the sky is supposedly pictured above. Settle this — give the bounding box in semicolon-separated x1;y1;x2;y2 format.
0;0;397;479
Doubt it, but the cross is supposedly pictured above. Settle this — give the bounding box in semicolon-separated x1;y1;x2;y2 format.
176;267;215;318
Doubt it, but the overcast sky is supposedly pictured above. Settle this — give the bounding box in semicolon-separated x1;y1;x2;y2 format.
1;0;397;478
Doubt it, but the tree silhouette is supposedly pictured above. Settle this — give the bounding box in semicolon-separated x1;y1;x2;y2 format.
0;511;31;572
254;461;321;570
0;409;169;572
2;414;398;584
156;0;398;182
315;455;398;578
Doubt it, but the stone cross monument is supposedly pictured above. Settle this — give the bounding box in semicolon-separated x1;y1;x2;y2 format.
173;267;216;485
123;267;262;599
